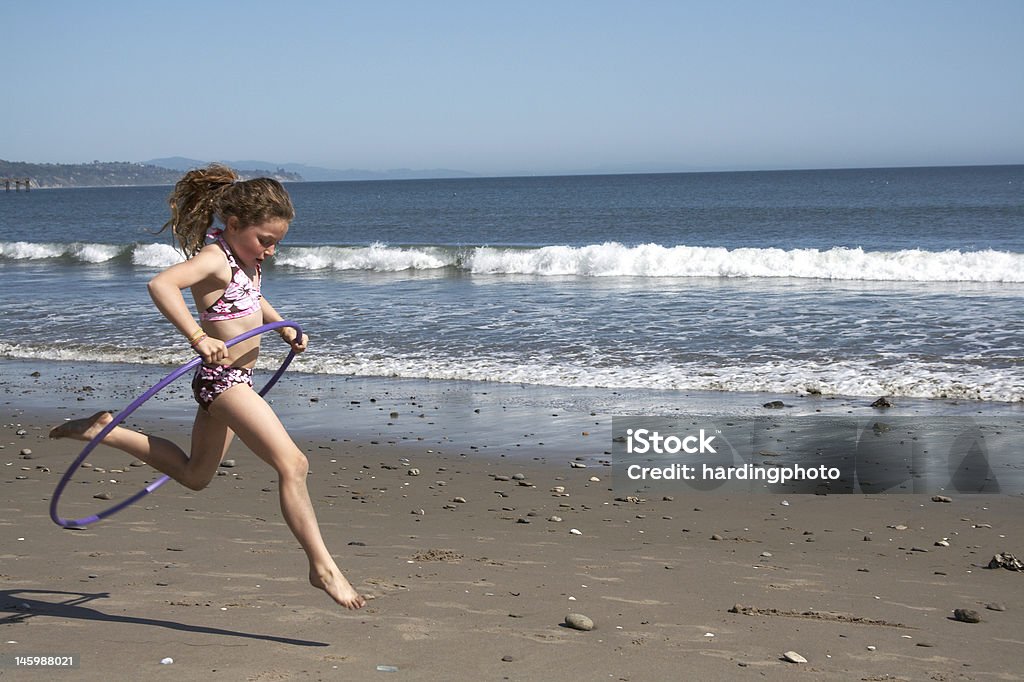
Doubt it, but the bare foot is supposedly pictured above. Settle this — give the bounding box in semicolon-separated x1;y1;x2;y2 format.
49;411;113;441
310;568;367;610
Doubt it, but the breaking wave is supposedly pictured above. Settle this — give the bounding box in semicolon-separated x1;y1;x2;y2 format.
3;240;1021;282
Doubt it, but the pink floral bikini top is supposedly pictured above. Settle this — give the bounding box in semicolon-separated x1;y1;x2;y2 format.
200;230;262;322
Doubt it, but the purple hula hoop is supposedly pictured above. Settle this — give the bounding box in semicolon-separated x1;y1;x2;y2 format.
49;320;303;529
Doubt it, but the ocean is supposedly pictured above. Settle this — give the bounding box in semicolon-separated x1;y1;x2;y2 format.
1;165;1022;407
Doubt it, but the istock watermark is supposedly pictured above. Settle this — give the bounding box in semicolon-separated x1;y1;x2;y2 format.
611;416;1023;494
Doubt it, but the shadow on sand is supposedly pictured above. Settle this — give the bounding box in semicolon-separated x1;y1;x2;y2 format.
1;589;329;647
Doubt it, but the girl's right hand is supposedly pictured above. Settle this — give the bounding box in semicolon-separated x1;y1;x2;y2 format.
193;336;229;365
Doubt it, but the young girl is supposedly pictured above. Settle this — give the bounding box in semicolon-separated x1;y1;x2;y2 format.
51;164;366;610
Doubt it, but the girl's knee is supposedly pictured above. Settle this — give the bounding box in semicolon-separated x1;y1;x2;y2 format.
181;450;222;491
278;450;309;480
181;471;215;491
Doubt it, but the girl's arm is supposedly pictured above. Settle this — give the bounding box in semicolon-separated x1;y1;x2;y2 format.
261;297;308;353
147;248;230;363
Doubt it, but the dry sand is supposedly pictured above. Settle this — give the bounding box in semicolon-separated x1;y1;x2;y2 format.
1;360;1023;681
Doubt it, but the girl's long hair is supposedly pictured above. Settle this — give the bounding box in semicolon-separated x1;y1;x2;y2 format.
161;164;295;257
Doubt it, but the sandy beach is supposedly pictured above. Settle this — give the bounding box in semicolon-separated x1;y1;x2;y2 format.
2;358;1023;681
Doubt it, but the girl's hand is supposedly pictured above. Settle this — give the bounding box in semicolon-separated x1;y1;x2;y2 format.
194;335;229;364
280;328;309;354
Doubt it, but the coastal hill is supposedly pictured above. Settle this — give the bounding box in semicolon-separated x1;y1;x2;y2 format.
0;159;301;189
148;157;477;182
1;158;476;189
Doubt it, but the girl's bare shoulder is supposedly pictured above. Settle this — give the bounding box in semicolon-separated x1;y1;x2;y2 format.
190;243;231;279
152;243;229;289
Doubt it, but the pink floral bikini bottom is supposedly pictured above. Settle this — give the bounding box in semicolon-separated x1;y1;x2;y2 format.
192;364;254;411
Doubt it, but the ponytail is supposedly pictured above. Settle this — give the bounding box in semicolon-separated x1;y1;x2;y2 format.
161;163;295;258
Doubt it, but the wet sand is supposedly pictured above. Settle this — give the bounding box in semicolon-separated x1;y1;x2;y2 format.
2;359;1023;680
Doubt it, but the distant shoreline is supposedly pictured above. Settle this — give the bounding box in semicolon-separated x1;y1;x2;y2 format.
4;159;1021;190
0;159;301;190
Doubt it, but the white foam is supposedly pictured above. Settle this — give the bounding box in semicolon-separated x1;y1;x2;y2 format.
72;243;122;263
0;240;186;266
0;241;68;259
3;341;1019;402
131;243;185;267
3;240;1021;282
286;353;1023;403
276;243;454;271
0;341;189;367
0;240;124;262
466;243;1024;282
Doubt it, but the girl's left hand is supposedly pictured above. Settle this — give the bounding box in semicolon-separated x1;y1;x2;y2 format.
280;328;308;353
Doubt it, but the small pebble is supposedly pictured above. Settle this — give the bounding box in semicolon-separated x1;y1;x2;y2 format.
783;651;807;664
569;528;582;535
220;459;236;468
160;657;173;665
93;492;112;500
985;602;1007;612
564;613;594;631
953;608;981;623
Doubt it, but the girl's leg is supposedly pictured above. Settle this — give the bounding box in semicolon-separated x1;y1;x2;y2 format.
50;408;234;492
208;384;366;610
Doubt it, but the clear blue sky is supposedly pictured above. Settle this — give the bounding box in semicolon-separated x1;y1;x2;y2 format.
4;1;1022;175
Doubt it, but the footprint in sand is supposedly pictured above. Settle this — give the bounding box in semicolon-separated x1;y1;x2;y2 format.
395;619;432;641
361;577;408;600
600;596;667;605
516;631;570;644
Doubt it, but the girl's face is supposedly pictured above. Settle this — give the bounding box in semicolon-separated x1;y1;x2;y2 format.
226;217;289;268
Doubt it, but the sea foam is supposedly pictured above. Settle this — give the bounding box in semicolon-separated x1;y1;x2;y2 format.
131;243;184;267
0;241;184;267
465;243;1024;282
273;242;1023;282
275;243;455;271
3;240;1021;282
2;341;1019;403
